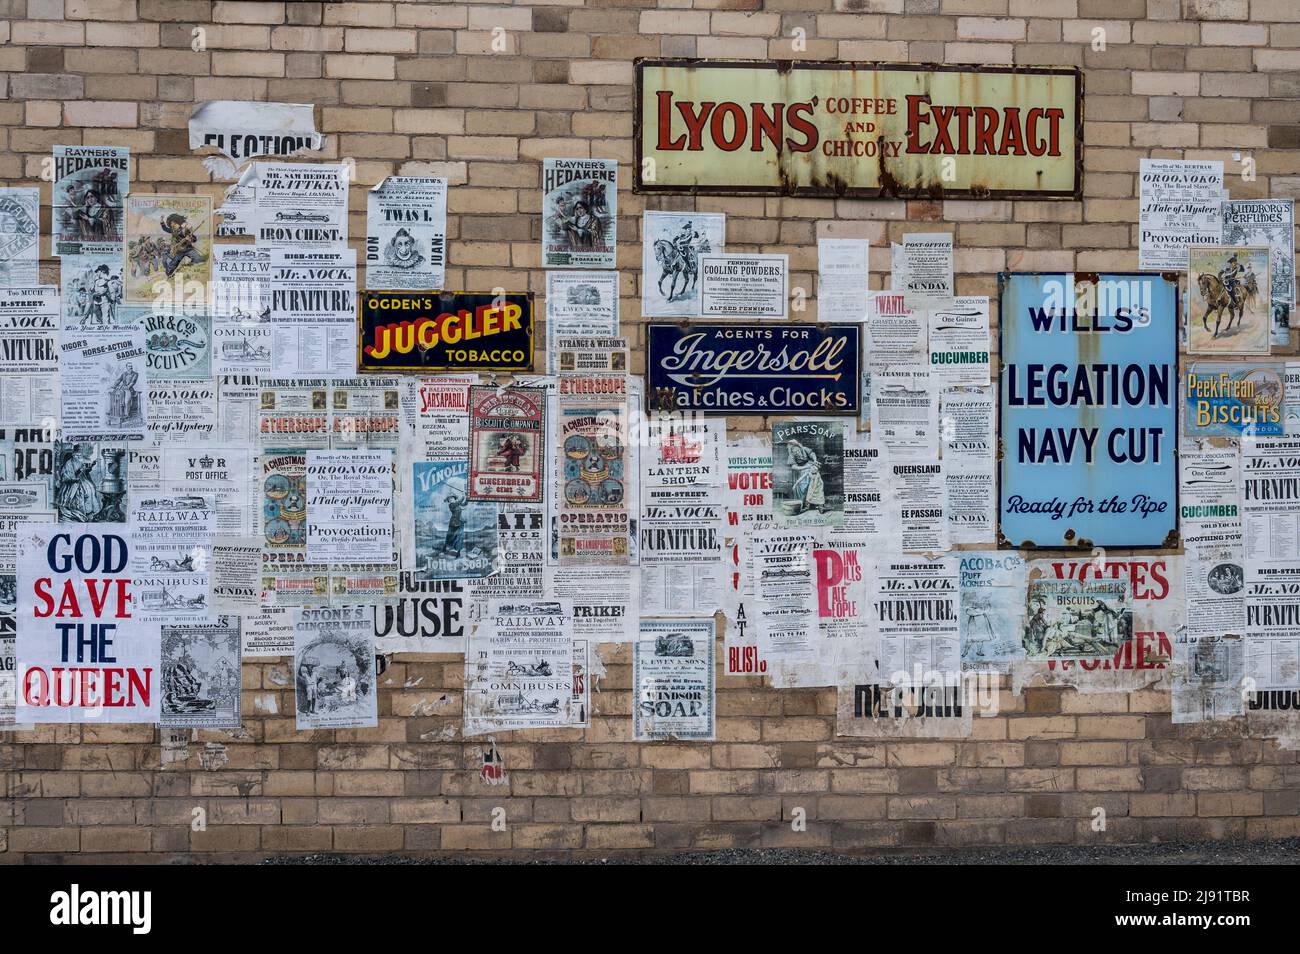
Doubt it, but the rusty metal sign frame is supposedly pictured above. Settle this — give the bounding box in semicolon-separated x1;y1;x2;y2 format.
633;58;1084;201
995;271;1182;552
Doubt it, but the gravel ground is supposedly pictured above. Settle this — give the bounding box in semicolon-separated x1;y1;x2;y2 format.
266;838;1300;865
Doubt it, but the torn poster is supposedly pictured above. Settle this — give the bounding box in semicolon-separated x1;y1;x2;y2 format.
770;543;873;689
123;194;213;305
0;188;40;286
241;606;293;657
1172;628;1244;724
1240;437;1300;562
467;505;546;609
928;297;991;387
891;233;953;301
1245;559;1300;690
831;432;892;543
16;523;162;724
1138;159;1224;271
641;211;724;317
468;385;545;503
464;599;572;735
958;551;1028;672
890;459;948;553
270;247;357;378
292;604;378;730
542;157;616;269
305;449;394;564
543;561;637;644
160;616;242;729
248;161;349;249
753;528;819;662
0;286;59;427
876;555;959;680
210;245;272;375
1183;520;1246;643
409;459;498;581
723;435;771;676
189;100;322;180
572;638;590;728
1222;198;1294;349
633;617;715;741
545;270;619;366
699;253;789;319
836;681;973;739
53;441;127;524
366;176;448;291
817;238;869;323
772;419;844;528
373;573;466;654
52;145;128;257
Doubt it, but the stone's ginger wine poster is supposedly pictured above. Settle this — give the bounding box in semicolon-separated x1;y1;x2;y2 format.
542;158;617;269
998;273;1178;549
16;524;161;723
635;61;1081;199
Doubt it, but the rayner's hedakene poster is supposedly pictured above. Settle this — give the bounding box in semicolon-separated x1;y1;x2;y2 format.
542;158;616;269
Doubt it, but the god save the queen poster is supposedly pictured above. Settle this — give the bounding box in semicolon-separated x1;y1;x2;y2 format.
998;273;1178;550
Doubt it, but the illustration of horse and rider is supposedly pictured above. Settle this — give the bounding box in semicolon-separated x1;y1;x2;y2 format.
1196;249;1263;342
653;220;712;302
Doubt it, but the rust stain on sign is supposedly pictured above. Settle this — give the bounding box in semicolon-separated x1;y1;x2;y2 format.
635;59;1083;200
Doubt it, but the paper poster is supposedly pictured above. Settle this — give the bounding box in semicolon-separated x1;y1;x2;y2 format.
270;247;357;378
817;238;869;323
1023;576;1132;660
366;176;448;291
1245;560;1300;691
928;297;991;387
772;419;844;527
875;555;960;680
464;598;573;735
123;194;213;305
545;270;619;366
1222;198;1294;348
865;291;925;355
891;233;953;300
0;287;59;427
189;100;323;179
210;245;272;375
468;385;545;502
373;573;466;654
641;211;724;317
0;188;40;286
1138;159;1224;270
16;523;161;723
1187;245;1272;355
958;551;1028;671
554;375;633;565
61;253;127;330
633;617;715;741
208;536;263;616
753;529;819;662
723;435;772;676
249;161;349;248
542;158;616;269
52;145;129;257
160;616;242;728
1240;437;1300;563
410;460;498;581
53;441;128;524
292;604;378;730
941;386;996;546
59;329;147;442
699;253;789;319
305;449;394;564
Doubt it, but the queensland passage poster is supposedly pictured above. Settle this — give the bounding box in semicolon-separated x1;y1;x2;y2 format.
998;273;1178;549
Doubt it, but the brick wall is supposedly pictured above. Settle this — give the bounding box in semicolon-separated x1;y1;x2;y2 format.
3;0;1300;859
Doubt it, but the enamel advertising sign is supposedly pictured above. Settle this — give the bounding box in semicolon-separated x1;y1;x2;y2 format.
998;273;1179;549
358;291;534;373
635;60;1082;200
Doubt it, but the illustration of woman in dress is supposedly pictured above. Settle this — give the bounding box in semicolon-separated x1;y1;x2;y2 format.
785;437;825;514
442;487;466;556
55;443;103;521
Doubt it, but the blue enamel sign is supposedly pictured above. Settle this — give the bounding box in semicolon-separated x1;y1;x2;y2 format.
646;323;860;415
998;273;1179;549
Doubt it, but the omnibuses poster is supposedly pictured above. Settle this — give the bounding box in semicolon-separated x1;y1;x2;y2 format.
635;60;1081;199
998;273;1178;549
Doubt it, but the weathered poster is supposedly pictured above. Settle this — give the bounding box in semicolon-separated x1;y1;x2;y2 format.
144;377;217;446
817;238;869;323
942;386;996;545
0;287;59;427
0;188;40;286
123;194;213;304
777;543;874;688
636;61;1081;199
958;551;1028;671
1240;437;1300;562
130;444;256;535
832;432;893;542
545;270;619;365
699;253;788;319
305;449;394;564
571;637;590;728
1222;198;1294;349
1245;560;1300;691
292;604;378;730
723;435;771;676
468;505;546;609
59;328;147;442
16;523;161;723
1179;446;1241;526
53;441;128;524
0;481;56;576
372;574;466;654
160;616;241;728
402;375;473;461
870;361;938;458
270;247;357;378
1138;159;1224;271
52;145;128;257
772;419;844;527
188;100;323;179
130;305;211;380
553;336;628;376
130;492;215;624
865;291;925;356
1023;576;1132;660
410;460;498;581
999;273;1178;548
61;253;127;330
890;459;948;553
1187;245;1271;355
464;599;572;735
542;157;617;269
836;680;973;739
929;297;991;387
875;555;960;680
543;561;637;644
241;606;294;657
468;386;545;502
210;245;272;375
1184;362;1285;439
358;291;534;373
647;322;861;415
208;535;263;616
366;176;448;290
555;374;632;565
753;529;819;662
633;617;715;741
1183;520;1246;642
1;425;56;502
249;161;349;248
640;211;724;317
892;233;953;301
1172;627;1245;724
262;449;308;563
